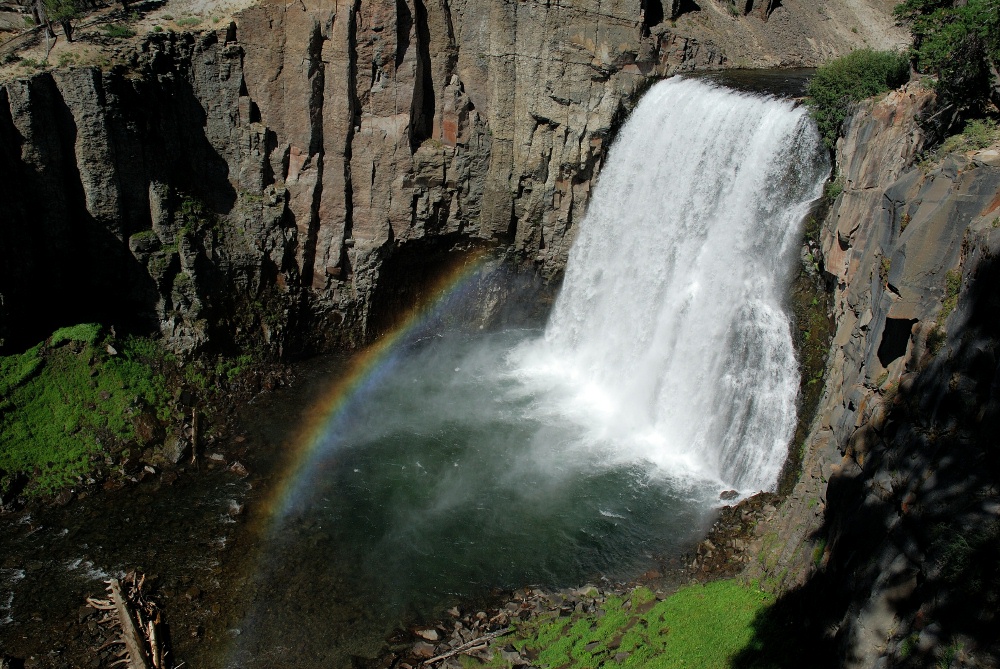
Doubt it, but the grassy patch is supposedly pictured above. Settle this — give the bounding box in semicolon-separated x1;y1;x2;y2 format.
921;119;1000;167
0;326;173;496
500;581;776;669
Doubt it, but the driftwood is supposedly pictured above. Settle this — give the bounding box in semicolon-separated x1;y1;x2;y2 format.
422;627;513;665
190;409;198;465
108;578;152;669
86;573;170;669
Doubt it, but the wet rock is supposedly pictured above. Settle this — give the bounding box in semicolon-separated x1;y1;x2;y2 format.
720;489;739;501
411;642;436;659
184;585;202;601
229;461;249;478
500;648;526;665
52;489;74;507
77;605;95;623
164;436;190;465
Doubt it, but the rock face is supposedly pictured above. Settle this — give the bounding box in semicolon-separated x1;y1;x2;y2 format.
0;32;293;354
750;84;1000;667
0;0;903;355
0;2;727;355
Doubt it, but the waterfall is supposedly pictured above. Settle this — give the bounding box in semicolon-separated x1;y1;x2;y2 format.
515;77;829;493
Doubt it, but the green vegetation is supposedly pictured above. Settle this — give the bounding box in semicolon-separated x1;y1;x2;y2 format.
481;582;779;669
43;0;79;24
0;326;172;496
812;537;828;568
894;0;999;113
103;23;137;39
780;211;836;494
920;118;1000;168
823;176;844;202
179;195;214;235
939;118;1000;153
175;16;203;27
49;323;101;347
939;269;962;324
805;49;910;148
1;323;260;498
879;255;893;284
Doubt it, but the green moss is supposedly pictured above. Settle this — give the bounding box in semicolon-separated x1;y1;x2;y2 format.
823;176;844;202
812;537;828;568
50;322;101;347
0;328;172;496
507;582;775;669
940;119;1000;153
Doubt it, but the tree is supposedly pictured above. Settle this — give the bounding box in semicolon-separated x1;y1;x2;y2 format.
43;0;80;42
894;0;1000;112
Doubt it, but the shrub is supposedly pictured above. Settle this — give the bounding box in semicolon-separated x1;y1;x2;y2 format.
805;49;911;148
104;23;137;38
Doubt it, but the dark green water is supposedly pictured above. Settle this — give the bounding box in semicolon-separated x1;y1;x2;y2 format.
224;330;718;667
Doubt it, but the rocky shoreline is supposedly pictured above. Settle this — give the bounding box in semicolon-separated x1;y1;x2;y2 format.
376;491;784;669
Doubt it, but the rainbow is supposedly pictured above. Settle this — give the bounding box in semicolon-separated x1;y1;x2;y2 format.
256;248;493;533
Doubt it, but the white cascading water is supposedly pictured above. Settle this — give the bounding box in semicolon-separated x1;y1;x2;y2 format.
514;77;829;493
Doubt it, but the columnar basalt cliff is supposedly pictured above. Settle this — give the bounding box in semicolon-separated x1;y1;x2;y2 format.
0;0;907;356
747;84;1000;667
0;0;731;355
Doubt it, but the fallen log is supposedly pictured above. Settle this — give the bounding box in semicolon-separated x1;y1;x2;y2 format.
108;579;152;669
422;627;513;665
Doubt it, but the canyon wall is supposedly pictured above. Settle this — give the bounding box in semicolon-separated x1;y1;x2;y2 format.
749;84;1000;667
0;1;729;355
0;0;906;356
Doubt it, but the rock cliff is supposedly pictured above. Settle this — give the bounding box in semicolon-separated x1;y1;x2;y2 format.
748;84;1000;667
0;0;905;356
0;0;730;355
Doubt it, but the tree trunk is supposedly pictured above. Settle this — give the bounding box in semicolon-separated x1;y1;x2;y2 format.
60;18;72;42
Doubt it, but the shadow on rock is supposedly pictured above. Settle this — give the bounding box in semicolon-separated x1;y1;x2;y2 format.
734;245;1000;668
